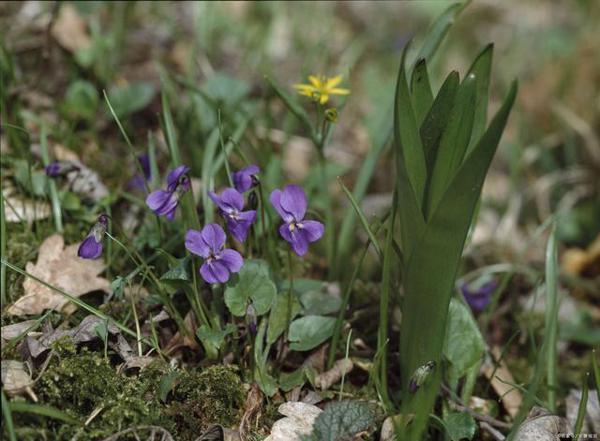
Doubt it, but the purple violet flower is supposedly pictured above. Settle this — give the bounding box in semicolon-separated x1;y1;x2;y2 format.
45;161;80;178
185;223;243;284
209;188;256;243
461;279;498;312
145;165;190;220
128;154;152;191
78;214;109;259
232;165;260;193
269;185;324;256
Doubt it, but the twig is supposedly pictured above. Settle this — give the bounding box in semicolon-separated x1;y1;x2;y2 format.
480;422;506;441
441;384;512;429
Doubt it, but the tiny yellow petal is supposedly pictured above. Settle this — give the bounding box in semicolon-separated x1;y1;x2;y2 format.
320;94;329;105
308;75;322;88
325;75;343;89
329;88;350;96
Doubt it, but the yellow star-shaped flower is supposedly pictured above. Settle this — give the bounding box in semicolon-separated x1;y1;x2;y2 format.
293;75;350;105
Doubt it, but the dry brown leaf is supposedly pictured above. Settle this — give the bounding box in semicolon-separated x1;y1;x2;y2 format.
51;4;91;53
315;358;353;390
562;234;600;278
2;184;51;224
1;360;37;401
1;320;37;342
514;407;570;441
264;402;322;441
482;347;523;419
239;383;264;439
7;234;110;316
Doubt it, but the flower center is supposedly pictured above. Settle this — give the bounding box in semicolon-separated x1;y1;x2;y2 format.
288;222;303;233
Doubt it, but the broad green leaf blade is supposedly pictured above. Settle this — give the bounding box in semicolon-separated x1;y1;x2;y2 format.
399;81;517;440
443;411;477;441
288;315;336;351
410;59;434;126
267;291;301;344
426;72;477;218
420;71;460;178
393;46;426;259
224;259;276;317
311;400;375;441
466;44;494;155
443;298;485;385
394;45;427;210
413;3;464;68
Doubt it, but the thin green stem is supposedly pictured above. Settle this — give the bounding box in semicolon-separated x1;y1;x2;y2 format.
39;124;63;233
0;184;6;306
1;390;17;441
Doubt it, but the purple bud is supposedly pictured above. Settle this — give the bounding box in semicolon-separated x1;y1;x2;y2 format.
461;279;498;312
45;161;79;178
78;214;109;260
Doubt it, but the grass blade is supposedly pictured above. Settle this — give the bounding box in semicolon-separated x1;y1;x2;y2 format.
573;373;589;437
0;180;6;306
1;391;16;441
337;177;382;258
9;402;80;425
39;124;63;232
545;224;559;412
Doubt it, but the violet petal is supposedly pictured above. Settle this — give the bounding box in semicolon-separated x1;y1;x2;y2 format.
280;184;307;222
78;235;103;259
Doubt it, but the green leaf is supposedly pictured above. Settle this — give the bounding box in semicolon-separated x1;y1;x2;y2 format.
410;59;434;126
224;259;276;317
413;3;463;66
278;367;307;392
420;71;460;178
311;400;375;441
443;299;485;384
267;291;301;344
62;80;98;120
399;81;517;439
466;44;494;155
426;72;477;217
106;82;156;118
299;289;341;316
288;315;336;351
160;255;192;283
158;371;180;403
94;321;109;345
393;46;426;260
443;412;477;441
196;324;236;350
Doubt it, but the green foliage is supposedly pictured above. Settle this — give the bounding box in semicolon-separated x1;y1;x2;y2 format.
443;411;477;441
224;259;277;316
307;400;375;441
288;315;336;351
391;12;517;437
106;82;156;118
443;298;485;385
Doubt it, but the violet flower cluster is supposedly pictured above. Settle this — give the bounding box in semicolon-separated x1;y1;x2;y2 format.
78;162;325;286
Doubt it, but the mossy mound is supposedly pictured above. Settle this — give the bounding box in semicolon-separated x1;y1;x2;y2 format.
166;365;245;440
7;343;245;440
